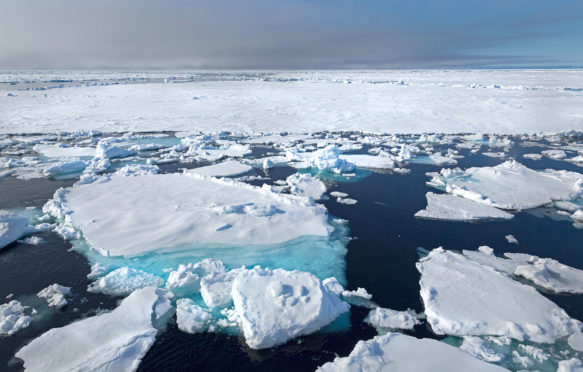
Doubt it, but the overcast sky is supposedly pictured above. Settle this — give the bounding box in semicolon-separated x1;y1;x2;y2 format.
1;0;582;69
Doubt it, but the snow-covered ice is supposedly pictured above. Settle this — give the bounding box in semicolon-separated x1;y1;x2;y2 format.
37;283;71;309
0;210;31;250
0;300;32;336
88;267;164;296
317;333;508;371
427;160;583;210
186;160;253;178
200;267;246;308
176;298;212;334
415;192;514;221
365;307;421;331
558;358;583;372
15;286;173;372
285;173;326;200
165;259;226;293
231;267;349;349
417;248;581;343
286;145;355;173
33;144;96;158
505;234;519;244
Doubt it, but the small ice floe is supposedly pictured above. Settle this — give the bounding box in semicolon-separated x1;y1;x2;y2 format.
0;210;32;250
15;287;173;372
285;145;355;174
231;267;349;349
336;197;358;205
165;258;226;293
285;173;326;200
113;164;159;176
523;153;543;161
37;284;71;309
17;236;44;245
459;336;505;363
482;152;506;158
200;267;246;308
417;248;581;343
415;192;513;221
394;143;420;162
44;160;88;176
338;154;395;170
186;160;252;178
426;160;583;210
181;137;251;162
505;234;519;244
0;300;32;336
463;247;583;294
316;333;507;371
176;298;213;334
542;149;568;160
87;263;108;280
88;267;164;296
427;151;460;165
365;307;422;331
393;167;410;174
45;173;332;256
95;140;137;159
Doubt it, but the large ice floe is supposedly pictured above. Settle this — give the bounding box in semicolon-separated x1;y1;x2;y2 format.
317;333;508;371
0;210;31;249
15;286;173;372
415;192;514;221
45;172;332;257
426;160;583;210
231;267;349;349
417;248;581;343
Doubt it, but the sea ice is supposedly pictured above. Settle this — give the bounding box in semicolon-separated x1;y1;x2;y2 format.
37;283;71;309
316;333;508;371
0;300;32;336
505;234;519;244
417;248;581;343
33;144;96;158
200;267;247;308
231;267;349;349
46;172;333;256
524;153;543;160
365;307;421;331
569;331;583;351
415;192;514;221
165;258;226;293
427;160;583;210
542;149;568;160
286;145;355;173
15;287;173;372
338;154;395;170
88;267;164;296
285;173;326;200
459;336;505;363
336;197;358;205
186;160;253;178
176;298;213;334
0;210;31;250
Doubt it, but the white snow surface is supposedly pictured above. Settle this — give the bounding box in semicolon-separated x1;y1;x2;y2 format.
15;286;173;372
417;248;581;343
0;300;32;336
415;192;514;221
316;332;508;372
186;160;252;177
200;267;246;308
231;267;349;349
0;210;31;250
285;173;326;200
37;283;71;309
46;172;332;257
428;160;583;210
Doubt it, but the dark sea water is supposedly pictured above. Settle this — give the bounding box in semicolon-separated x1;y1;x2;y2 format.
1;141;583;371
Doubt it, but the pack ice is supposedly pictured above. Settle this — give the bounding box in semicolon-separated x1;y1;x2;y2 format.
417;248;581;343
427;160;583;210
316;333;508;371
231;267;349;349
45;172;332;257
15;287;173;372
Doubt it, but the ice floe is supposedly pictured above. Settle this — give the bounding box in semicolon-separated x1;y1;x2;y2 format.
231;267;349;349
415;192;514;221
186;160;253;178
286;145;355;173
427;160;583;210
338;154;394;170
37;283;71;309
417;248;581;343
88;267;164;296
176;298;213;334
317;333;507;371
165;259;226;293
365;307;421;331
0;300;32;336
15;286;173;372
0;210;31;249
200;267;246;308
285;173;326;200
33;143;96;158
558;358;583;372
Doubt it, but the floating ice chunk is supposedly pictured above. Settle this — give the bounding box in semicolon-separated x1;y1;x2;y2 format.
0;300;32;336
317;333;507;372
285;173;326;200
182;140;251;162
166;259;226;293
329;191;348;198
342;287;372;300
542;149;568;159
428;152;459;165
263;158;274;169
176;298;212;334
415;192;513;221
339;154;394;169
286;145;355;173
569;331;583;351
417;248;581;343
114;164;159;176
200;267;246;308
462;247;526;275
44;160;87;176
47;173;332;257
37;284;71;309
513;258;583;294
95;141;137;159
482;152;506;158
523;153;543;160
505;234;519;244
0;210;31;249
88;267;164;296
337;197;358;205
394;143;420;162
558;358;583;372
365;307;421;331
427;161;583;210
460;336;505;363
33;144;96;158
186;160;252;178
87;263;108;279
18;236;44;245
322;277;344;295
393;167;411;174
15;287;173;372
231;267;349;349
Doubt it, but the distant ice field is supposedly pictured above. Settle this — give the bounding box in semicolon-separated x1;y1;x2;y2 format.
1;69;582;135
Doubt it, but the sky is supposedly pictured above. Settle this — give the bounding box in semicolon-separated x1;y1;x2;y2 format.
0;0;582;69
